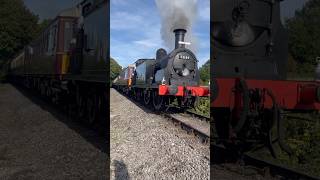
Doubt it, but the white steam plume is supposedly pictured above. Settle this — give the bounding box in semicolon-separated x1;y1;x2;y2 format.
155;0;198;52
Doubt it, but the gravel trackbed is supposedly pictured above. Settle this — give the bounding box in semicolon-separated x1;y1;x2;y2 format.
0;84;108;179
110;88;210;179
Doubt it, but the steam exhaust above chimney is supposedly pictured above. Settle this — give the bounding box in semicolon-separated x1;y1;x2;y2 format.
174;29;187;49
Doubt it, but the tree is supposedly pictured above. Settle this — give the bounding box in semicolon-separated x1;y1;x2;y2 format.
110;57;122;82
199;60;210;85
286;0;320;76
37;19;52;35
0;0;39;66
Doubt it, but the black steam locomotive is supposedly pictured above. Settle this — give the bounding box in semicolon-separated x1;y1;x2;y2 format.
211;0;320;158
114;29;209;110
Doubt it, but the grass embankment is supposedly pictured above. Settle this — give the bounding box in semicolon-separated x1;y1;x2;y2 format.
188;97;210;118
251;113;320;177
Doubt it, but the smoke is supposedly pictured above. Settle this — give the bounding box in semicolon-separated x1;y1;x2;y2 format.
155;0;198;51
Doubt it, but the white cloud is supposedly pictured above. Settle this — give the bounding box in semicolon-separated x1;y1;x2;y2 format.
134;40;158;48
110;11;145;30
111;0;129;6
198;0;210;21
111;37;158;67
111;0;210;68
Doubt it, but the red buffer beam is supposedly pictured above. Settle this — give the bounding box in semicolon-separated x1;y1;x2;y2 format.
212;78;320;110
159;85;210;97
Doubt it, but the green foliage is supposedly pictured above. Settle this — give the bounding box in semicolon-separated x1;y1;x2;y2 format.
199;60;210;85
286;0;320;77
256;4;320;171
0;0;51;79
110;57;122;83
282;114;320;176
287;54;297;74
37;19;52;33
253;113;320;177
0;0;39;64
187;60;210;115
193;97;210;117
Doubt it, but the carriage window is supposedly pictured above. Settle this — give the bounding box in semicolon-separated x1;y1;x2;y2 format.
124;69;129;79
47;25;57;55
64;21;73;51
45;31;49;53
53;25;57;52
48;27;54;54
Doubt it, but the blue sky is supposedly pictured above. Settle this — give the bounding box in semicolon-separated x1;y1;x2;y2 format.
110;0;210;68
281;0;309;22
22;0;308;22
23;0;307;68
22;0;308;23
24;0;81;20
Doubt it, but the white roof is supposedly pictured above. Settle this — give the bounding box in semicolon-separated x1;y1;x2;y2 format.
57;7;81;17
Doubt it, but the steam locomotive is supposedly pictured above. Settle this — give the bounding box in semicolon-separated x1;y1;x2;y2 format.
113;29;209;110
211;0;320;157
8;0;109;127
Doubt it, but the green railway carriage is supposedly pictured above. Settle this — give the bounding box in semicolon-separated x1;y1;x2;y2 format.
74;0;108;82
8;0;109;126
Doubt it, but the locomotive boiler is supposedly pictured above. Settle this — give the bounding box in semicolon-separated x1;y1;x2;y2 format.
153;29;199;87
212;0;288;80
114;29;209;110
211;0;320;158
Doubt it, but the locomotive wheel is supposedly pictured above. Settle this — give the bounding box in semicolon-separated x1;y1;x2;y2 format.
190;97;198;109
185;96;197;108
136;90;142;102
87;94;99;125
46;86;52;97
213;108;231;142
132;89;137;100
175;97;186;112
78;95;87;120
76;86;87;121
177;98;183;107
153;90;164;111
99;94;106;122
67;99;77;119
144;90;151;105
40;82;46;96
125;88;130;96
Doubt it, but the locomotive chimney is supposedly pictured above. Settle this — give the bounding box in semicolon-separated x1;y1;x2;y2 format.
174;29;187;49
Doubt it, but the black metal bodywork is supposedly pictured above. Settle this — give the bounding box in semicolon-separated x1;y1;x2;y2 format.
68;0;108;82
134;59;156;87
212;0;288;80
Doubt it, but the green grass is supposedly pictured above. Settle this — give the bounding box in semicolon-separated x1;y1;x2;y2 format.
188;97;210;118
251;112;320;177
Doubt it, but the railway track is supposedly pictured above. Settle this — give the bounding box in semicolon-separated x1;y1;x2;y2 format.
185;110;210;122
212;144;320;180
162;110;210;144
115;89;210;144
116;89;320;179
